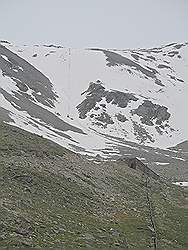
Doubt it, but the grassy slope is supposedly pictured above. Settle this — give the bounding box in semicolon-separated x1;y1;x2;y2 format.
0;122;187;249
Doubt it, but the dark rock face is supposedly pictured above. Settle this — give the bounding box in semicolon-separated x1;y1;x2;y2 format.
157;64;171;70
132;100;170;126
120;158;160;180
0;40;11;44
131;53;139;60
167;51;179;57
169;75;176;80
77;81;174;140
101;50;164;86
173;44;185;49
106;90;138;108
78;83;105;119
100;103;106;109
0;88;84;135
115;113;128;122
16;82;29;92
177;78;184;83
0;107;14;123
95;112;114;128
147;55;156;61
0;45;58;108
77;82;138;120
0;45;84;136
132;121;155;143
43;44;64;49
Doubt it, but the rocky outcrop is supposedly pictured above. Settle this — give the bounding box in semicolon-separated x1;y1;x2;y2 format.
77;82;138;119
132;100;170;126
132;121;155;143
0;107;13;123
91;49;164;86
95;112;114;128
115;113;128;122
105;90;138;108
0;45;58;108
119;157;160;180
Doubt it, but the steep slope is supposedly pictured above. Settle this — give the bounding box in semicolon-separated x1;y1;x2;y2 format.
0;41;188;180
0;122;188;249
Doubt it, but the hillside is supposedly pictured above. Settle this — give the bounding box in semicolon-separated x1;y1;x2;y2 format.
0;122;188;249
0;41;188;181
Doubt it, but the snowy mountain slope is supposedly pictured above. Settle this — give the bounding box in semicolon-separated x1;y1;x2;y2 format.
0;40;188;172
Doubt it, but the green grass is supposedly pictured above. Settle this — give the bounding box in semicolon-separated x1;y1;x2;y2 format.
0;122;187;249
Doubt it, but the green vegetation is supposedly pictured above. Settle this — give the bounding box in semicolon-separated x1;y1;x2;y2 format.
0;122;187;249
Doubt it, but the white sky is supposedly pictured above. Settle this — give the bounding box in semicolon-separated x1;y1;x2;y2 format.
0;0;188;49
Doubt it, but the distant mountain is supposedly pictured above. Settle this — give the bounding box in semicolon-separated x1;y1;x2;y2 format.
0;41;188;180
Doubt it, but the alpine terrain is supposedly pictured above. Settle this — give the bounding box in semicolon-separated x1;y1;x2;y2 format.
0;40;188;180
0;40;188;248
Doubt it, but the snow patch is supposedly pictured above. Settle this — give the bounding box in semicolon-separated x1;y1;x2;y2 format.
173;182;188;187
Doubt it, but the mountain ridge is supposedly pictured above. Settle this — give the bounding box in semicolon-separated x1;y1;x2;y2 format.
0;40;188;180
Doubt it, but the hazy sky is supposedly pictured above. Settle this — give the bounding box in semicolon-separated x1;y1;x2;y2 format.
0;0;188;49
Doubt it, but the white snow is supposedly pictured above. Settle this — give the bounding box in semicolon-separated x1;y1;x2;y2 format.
1;54;10;63
154;162;169;165
137;157;146;161
1;42;188;155
173;182;188;187
171;157;186;162
18;66;24;71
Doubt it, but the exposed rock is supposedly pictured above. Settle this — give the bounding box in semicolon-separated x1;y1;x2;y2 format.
119;157;160;180
94;106;100;111
95;112;114;127
177;78;184;83
147;55;156;60
0;87;84;135
115;113;128;122
16;82;28;92
0;40;11;44
167;51;179;57
132;121;155;143
132;100;170;126
0;107;14;123
77;82;138;119
43;44;64;49
157;64;171;70
100;103;106;109
169;75;176;80
91;49;164;86
0;44;58;108
173;44;185;49
131;53;139;60
105;90;138;108
155;126;163;135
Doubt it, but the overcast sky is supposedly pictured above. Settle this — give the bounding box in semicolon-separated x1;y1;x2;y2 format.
0;0;188;49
